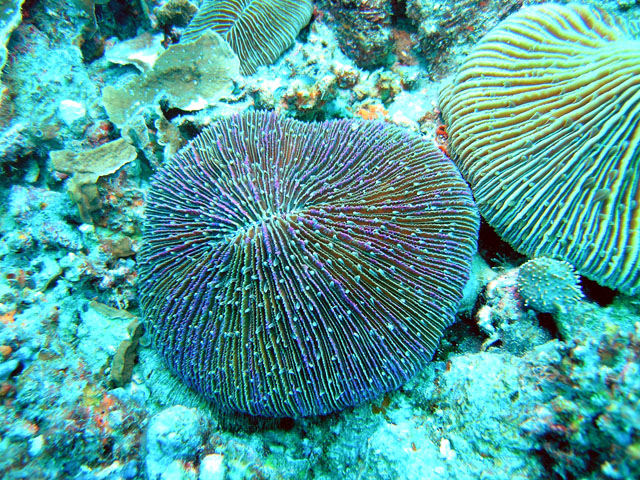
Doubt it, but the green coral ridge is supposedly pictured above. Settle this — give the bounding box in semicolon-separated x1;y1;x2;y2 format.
517;257;583;315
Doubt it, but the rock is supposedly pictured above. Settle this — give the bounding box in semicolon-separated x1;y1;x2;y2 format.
0;358;19;381
58;99;86;125
199;454;224;480
162;460;197;480
28;435;45;457
146;406;207;480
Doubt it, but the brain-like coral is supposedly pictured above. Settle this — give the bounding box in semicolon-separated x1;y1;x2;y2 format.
439;3;640;295
517;257;583;315
138;111;479;417
181;0;313;75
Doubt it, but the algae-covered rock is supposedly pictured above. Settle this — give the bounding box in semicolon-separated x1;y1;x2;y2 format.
105;31;165;72
523;322;640;480
76;301;136;375
102;30;240;127
50;138;137;222
145;406;208;480
327;0;394;69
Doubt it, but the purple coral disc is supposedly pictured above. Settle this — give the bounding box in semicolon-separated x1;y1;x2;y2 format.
138;110;479;417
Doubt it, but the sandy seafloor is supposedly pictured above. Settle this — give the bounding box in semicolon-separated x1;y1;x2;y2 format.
0;0;639;479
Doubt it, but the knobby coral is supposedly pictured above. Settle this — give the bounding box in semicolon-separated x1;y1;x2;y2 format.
439;3;640;295
517;257;583;315
138;111;479;417
181;0;313;75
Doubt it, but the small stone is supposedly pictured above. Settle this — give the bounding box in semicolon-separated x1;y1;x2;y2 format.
28;435;45;457
162;460;196;480
58;99;86;125
24;159;40;183
439;438;456;461
198;454;224;480
0;345;11;359
121;461;139;479
0;359;19;381
16;344;36;364
107;409;124;429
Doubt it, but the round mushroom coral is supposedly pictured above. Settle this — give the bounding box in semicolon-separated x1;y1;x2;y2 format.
138;111;479;417
439;3;640;295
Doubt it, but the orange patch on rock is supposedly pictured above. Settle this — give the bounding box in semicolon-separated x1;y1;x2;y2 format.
0;311;16;324
357;103;387;120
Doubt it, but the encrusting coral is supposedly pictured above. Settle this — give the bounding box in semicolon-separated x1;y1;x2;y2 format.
104;31;165;73
0;0;25;73
138;111;479;417
102;30;240;127
439;3;640;295
49;138;137;223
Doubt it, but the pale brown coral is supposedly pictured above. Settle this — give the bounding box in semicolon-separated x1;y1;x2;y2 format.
50;138;137;222
102;30;240;127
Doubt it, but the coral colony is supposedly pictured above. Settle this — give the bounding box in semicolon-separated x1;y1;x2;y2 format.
138;111;479;417
0;1;639;479
440;3;640;294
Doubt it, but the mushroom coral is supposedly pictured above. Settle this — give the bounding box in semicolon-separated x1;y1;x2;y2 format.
440;3;640;295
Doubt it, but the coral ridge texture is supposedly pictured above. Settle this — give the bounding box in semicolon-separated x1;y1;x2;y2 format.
138;111;479;417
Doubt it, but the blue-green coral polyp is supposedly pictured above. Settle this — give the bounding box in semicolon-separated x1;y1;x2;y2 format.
138;111;479;417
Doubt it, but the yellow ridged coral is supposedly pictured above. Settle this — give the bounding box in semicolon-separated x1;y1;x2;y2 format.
439;3;640;295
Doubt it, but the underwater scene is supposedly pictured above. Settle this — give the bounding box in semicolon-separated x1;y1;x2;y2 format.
0;0;639;479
